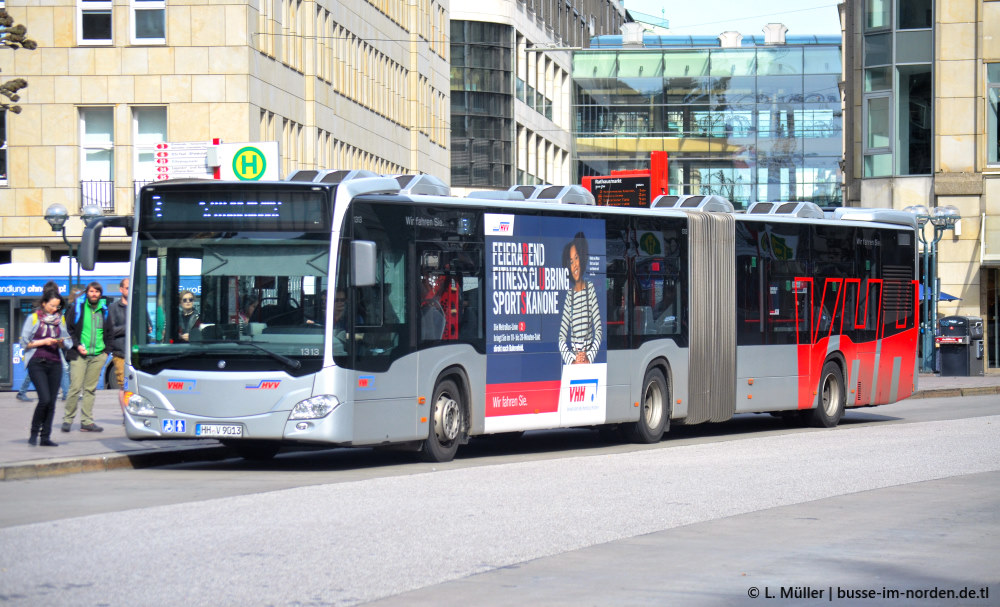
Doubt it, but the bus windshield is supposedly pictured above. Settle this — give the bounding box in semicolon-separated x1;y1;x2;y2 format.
131;230;331;376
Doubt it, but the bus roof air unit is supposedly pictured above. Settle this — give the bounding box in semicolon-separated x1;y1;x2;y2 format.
468;190;527;201
391;174;450;196
532;185;596;205
506;184;595;205
746;200;825;219
508;185;545;199
651;194;734;213
831;207;918;228
286;169;380;184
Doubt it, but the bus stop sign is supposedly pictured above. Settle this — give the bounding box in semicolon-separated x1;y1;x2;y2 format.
215;142;280;181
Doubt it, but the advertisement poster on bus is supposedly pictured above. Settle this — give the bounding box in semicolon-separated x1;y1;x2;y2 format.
484;213;607;433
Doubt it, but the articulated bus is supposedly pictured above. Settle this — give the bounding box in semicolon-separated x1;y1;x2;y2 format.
79;173;919;461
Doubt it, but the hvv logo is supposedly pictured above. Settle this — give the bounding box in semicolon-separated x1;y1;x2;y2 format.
568;379;599;403
485;214;515;236
246;380;282;390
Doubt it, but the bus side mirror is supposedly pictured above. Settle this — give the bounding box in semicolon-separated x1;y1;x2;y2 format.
351;240;377;287
78;216;134;271
78;223;103;271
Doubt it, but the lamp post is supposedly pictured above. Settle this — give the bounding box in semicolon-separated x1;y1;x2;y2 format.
44;203;106;295
904;204;961;373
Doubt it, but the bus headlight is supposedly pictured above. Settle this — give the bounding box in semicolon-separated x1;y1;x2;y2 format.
125;392;156;417
289;395;340;420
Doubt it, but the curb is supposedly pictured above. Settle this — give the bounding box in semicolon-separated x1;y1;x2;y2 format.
910;386;1000;400
0;445;231;481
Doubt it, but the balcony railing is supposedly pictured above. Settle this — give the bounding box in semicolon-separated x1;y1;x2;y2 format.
80;180;114;213
134;180;153;197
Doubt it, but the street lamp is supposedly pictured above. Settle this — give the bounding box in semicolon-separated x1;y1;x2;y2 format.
905;204;961;373
44;203;105;295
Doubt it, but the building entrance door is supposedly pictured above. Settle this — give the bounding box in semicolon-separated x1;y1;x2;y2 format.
988;268;999;370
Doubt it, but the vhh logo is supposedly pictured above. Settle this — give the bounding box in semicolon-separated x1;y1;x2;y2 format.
568;379;599;403
166;380;196;391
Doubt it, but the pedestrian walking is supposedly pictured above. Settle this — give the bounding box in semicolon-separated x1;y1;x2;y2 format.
15;374;33;401
62;281;111;433
20;286;72;446
107;278;130;388
19;280;71;402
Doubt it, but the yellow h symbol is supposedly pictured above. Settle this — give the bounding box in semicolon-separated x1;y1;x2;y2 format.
233;147;266;180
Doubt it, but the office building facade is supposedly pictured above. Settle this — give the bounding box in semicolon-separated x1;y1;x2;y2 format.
843;0;1000;370
573;27;843;209
0;0;449;262
450;0;625;191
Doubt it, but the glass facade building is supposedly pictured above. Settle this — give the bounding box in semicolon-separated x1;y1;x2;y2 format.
450;21;515;187
574;36;843;208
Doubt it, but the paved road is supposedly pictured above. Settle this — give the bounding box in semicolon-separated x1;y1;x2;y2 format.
1;393;998;527
0;395;997;606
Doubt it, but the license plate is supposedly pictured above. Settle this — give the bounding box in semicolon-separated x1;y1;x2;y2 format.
195;424;243;437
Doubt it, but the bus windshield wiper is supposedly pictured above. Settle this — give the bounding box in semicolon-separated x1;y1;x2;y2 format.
145;341;302;370
204;339;303;370
142;351;203;367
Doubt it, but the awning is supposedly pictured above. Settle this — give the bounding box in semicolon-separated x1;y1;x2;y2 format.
919;284;960;301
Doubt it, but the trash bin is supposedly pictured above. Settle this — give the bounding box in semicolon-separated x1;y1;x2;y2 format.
936;316;985;377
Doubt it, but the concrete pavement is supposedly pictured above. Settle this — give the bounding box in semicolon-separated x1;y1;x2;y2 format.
0;389;228;481
2;373;999;481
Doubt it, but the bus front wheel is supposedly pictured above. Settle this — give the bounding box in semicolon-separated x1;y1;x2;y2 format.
808;361;845;428
625;368;669;443
419;379;465;463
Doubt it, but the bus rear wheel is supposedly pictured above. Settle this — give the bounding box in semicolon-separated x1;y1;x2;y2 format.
624;368;669;443
419;379;465;463
808;361;845;428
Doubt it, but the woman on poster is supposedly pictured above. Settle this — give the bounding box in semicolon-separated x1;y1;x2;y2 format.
558;231;602;365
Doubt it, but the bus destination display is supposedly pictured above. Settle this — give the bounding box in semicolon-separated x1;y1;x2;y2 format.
591;176;650;208
140;188;331;231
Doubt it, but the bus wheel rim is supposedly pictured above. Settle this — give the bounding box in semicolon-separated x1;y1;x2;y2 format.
644;381;663;428
821;373;839;416
434;396;460;442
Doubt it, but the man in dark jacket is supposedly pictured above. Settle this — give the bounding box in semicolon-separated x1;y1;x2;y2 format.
62;282;112;433
107;278;129;389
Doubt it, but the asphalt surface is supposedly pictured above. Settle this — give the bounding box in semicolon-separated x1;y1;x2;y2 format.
2;373;999;481
0;406;997;606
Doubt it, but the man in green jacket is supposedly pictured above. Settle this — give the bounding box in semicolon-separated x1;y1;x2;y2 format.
62;282;112;432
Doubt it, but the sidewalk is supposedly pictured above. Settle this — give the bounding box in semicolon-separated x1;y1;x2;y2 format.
1;389;228;481
3;373;1000;481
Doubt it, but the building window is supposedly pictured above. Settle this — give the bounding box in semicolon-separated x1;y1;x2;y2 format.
896;64;931;175
133;107;166;183
865;0;890;31
863;94;892;177
131;0;166;45
989;64;1000;166
450;20;515;188
78;0;113;45
80;107;114;209
860;0;932;177
898;0;931;30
